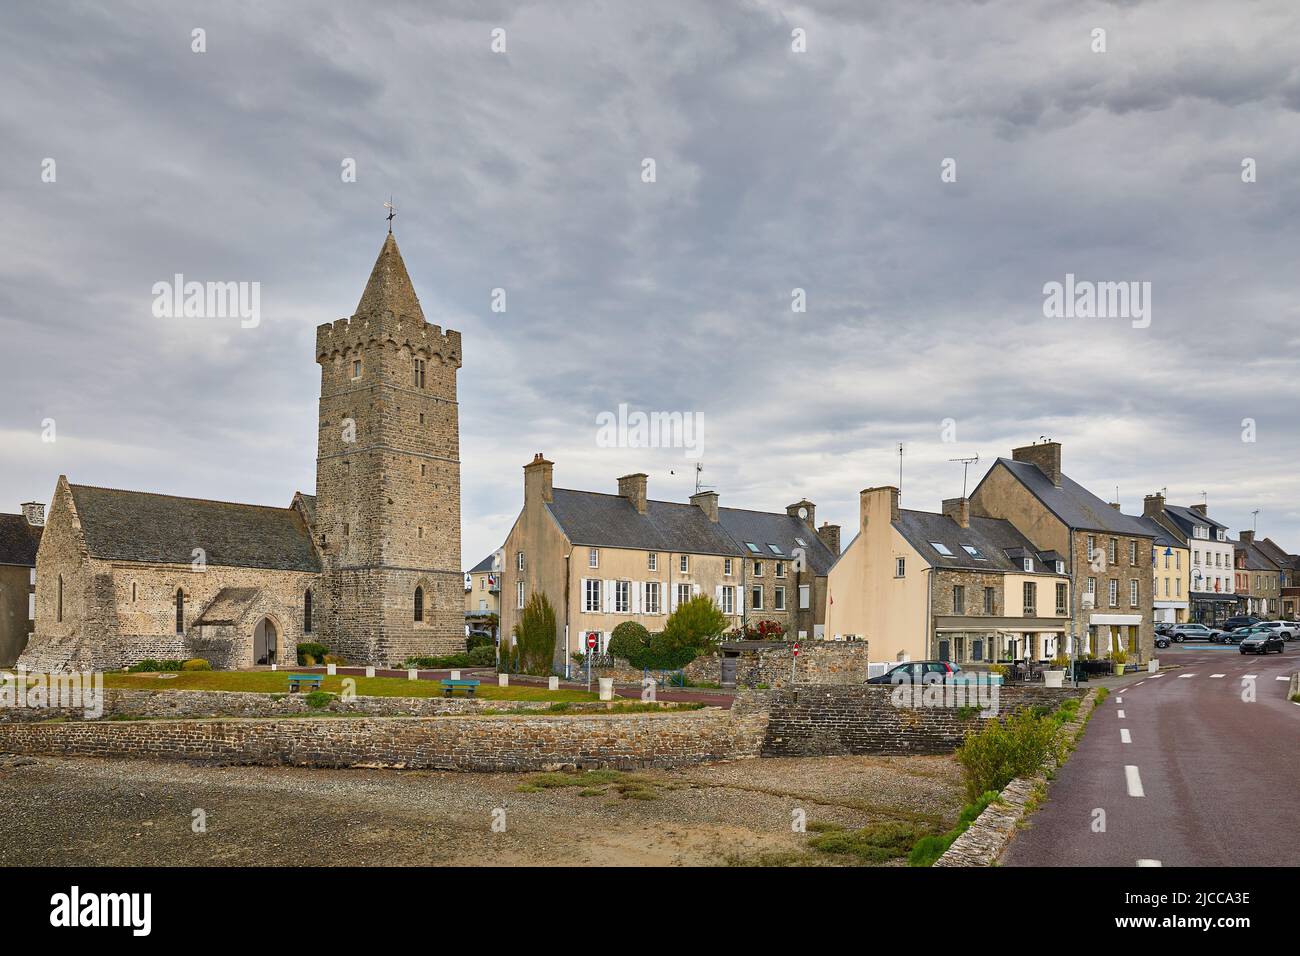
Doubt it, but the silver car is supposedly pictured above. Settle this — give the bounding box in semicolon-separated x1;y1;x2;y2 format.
1255;620;1298;642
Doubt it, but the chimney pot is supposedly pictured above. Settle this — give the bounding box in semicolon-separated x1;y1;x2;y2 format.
1012;441;1062;487
690;490;719;523
618;473;649;514
942;497;971;529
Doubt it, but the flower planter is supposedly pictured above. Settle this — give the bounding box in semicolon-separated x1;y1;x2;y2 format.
1113;662;1125;676
1043;669;1065;688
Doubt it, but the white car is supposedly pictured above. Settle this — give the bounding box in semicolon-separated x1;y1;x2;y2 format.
1255;621;1298;642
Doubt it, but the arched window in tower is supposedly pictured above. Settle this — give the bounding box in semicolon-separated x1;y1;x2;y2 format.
414;586;424;623
413;357;426;389
57;574;64;623
175;588;185;634
303;589;313;634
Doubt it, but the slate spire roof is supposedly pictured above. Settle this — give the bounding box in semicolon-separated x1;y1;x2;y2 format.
354;232;424;321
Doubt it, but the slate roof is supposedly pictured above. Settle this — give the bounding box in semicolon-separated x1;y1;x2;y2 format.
195;588;262;625
985;459;1154;537
544;489;838;574
1161;504;1229;539
548;489;745;557
1233;540;1280;573
468;553;497;574
1256;537;1298;570
1132;515;1180;549
0;514;42;567
894;508;1065;574
718;507;838;576
69;484;320;572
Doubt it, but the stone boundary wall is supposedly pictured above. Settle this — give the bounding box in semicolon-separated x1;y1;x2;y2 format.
934;688;1101;867
0;704;770;773
0;688;639;723
586;640;870;689
761;684;1086;757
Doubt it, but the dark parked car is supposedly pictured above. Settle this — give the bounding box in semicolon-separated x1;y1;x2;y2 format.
1238;628;1285;655
1223;615;1261;632
866;661;961;684
1155;634;1172;649
1168;623;1222;643
1221;626;1271;646
1155;622;1174;635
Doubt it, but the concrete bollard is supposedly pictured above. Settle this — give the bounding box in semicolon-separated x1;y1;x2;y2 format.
1148;659;1159;673
408;669;418;680
365;666;376;678
599;677;613;701
270;664;277;671
327;663;337;676
548;676;559;691
450;670;461;681
498;673;509;687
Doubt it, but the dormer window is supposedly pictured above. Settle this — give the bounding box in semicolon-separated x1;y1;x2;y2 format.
1055;560;1065;574
1023;558;1033;573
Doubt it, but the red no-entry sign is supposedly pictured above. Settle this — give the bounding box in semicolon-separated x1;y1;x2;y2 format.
793;642;800;657
587;633;598;649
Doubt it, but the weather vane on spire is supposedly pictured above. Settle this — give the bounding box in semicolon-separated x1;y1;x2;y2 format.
384;197;396;234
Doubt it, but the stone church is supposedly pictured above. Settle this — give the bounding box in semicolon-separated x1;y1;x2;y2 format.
19;232;465;672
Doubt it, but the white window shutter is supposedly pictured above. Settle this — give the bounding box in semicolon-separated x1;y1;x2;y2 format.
692;583;701;596
632;582;642;615
605;579;614;611
669;585;677;613
715;585;722;606
737;586;744;614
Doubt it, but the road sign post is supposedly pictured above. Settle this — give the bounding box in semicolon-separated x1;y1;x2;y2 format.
792;641;799;684
586;632;597;692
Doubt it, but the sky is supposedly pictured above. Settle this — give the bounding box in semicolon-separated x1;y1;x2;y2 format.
2;0;1299;569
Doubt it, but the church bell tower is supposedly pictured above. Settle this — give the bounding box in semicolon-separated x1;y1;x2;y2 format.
313;231;463;665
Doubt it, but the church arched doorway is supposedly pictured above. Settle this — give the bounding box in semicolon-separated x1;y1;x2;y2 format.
253;617;279;666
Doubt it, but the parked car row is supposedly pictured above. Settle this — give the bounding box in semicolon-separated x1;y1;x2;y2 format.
1154;619;1298;643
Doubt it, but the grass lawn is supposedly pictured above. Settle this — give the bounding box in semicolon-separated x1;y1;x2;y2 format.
101;670;597;702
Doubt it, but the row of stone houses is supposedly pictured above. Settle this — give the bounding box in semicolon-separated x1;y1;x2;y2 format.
481;438;1299;673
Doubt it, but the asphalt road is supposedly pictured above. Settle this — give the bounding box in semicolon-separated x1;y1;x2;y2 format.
1003;642;1300;867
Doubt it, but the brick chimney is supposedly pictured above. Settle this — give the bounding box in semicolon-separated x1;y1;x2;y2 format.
618;473;648;514
1190;503;1208;516
1239;530;1254;544
817;522;841;555
1143;493;1165;519
1012;441;1062;487
524;452;553;504
861;486;900;529
786;499;816;529
1109;501;1122;510
690;490;719;522
941;497;970;529
21;501;45;527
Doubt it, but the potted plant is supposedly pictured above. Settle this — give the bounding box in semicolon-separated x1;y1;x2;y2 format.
1110;646;1128;676
986;662;1008;684
1044;653;1069;688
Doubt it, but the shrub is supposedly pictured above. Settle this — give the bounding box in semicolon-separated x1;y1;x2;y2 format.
807;821;929;863
297;642;330;666
127;659;161;673
403;654;473;669
181;658;211;671
468;644;496;666
908;790;1001;866
467;633;494;651
609;621;652;663
512;592;558;675
303;690;333;709
322;653;346;665
955;708;1065;803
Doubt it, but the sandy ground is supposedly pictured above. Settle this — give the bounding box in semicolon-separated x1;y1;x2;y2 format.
0;752;963;866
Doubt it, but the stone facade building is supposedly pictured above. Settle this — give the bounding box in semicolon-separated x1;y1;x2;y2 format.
1145;496;1238;626
19;232;464;671
498;456;838;674
0;503;44;666
969;441;1155;661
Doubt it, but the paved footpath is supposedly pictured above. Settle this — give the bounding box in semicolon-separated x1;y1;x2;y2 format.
1003;643;1300;867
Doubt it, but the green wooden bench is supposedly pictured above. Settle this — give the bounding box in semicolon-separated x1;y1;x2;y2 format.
287;673;324;693
440;679;481;697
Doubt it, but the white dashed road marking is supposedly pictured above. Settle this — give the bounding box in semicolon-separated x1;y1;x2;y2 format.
1125;765;1145;797
1137;859;1162;867
1243;674;1258;680
1179;674;1195;678
1120;728;1131;744
1117;710;1125;719
1277;676;1290;681
1150;674;1165;679
1116;697;1122;704
1211;674;1225;678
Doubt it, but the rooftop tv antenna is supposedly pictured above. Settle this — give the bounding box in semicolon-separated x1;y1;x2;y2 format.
1252;509;1260;533
948;455;980;498
897;443;904;500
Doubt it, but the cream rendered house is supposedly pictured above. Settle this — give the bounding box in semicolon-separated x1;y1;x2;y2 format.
499;455;837;673
826;486;1071;666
